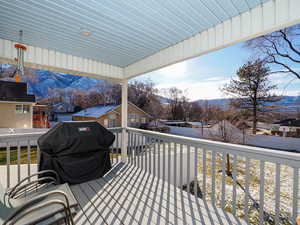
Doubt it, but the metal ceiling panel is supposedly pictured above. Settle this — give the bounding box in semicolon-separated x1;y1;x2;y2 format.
0;0;270;67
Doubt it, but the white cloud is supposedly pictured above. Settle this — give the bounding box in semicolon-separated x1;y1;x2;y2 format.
157;78;230;101
156;61;189;78
273;90;300;96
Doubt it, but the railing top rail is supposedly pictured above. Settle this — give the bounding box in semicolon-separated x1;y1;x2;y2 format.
127;127;300;166
0;127;122;142
0;132;46;141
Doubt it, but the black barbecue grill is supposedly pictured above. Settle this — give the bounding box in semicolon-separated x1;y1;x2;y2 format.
38;121;115;184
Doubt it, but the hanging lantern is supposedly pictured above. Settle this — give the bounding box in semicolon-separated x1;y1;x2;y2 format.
14;31;26;82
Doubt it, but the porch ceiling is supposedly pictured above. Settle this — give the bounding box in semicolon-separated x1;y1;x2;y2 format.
0;0;300;81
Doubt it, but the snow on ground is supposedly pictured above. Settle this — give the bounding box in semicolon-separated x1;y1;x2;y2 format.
168;126;300;152
247;134;300;152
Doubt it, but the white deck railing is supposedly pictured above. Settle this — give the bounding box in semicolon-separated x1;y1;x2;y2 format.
0;127;299;224
126;127;300;225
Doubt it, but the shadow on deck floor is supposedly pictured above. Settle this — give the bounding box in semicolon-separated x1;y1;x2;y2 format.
70;162;247;225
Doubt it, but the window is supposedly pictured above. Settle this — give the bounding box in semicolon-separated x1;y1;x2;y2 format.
23;105;30;113
108;119;116;128
141;117;146;123
104;119;108;127
16;105;31;114
15;105;23;113
128;114;137;123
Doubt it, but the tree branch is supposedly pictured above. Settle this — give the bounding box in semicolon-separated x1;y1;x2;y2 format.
279;30;300;56
269;55;300;79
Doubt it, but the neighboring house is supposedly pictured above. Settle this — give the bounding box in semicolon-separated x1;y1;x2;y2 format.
51;102;75;113
72;102;151;128
33;105;50;128
0;80;35;128
271;118;300;137
160;120;192;127
50;102;75;121
186;121;203;128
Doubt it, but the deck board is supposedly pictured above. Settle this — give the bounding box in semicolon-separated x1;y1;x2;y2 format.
70;163;247;225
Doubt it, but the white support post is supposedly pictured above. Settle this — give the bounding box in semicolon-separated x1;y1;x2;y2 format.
121;80;128;162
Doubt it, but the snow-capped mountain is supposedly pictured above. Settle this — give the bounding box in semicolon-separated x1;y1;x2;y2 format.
27;70;104;98
196;96;300;112
0;65;104;98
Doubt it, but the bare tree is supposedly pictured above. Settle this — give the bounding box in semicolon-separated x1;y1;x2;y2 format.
245;24;300;79
163;87;190;121
128;79;163;122
188;102;203;121
221;59;277;134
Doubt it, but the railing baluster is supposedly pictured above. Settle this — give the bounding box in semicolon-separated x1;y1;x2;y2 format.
180;144;183;189
153;138;156;175
187;145;190;193
259;160;265;225
134;133;137;166
194;147;198;198
232;154;237;216
148;138;152;173
27;139;31;180
17;141;21;183
130;132;133;164
202;149;207;196
211;151;216;204
244;158;250;223
157;139;161;179
6;142;10;188
37;145;40;166
168;142;171;184
221;152;226;209
275;163;281;225
163;141;166;181
112;131;115;165
144;136;148;172
116;131;119;164
174;143;177;187
142;135;145;170
137;134;140;168
292;167;299;223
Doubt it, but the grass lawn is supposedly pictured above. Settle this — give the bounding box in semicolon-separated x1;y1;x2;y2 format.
0;147;121;166
0;147;38;165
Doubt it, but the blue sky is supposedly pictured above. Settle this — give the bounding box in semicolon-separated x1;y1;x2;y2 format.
135;42;300;101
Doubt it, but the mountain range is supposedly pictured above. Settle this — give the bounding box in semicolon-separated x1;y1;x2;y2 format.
1;65;299;113
196;96;300;113
1;66;104;98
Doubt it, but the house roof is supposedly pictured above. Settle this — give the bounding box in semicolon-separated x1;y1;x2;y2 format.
187;122;203;126
73;102;151;118
52;102;74;113
275;119;300;127
73;105;119;118
0;80;35;103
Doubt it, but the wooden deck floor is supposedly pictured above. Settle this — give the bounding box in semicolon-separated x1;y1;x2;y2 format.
70;163;247;225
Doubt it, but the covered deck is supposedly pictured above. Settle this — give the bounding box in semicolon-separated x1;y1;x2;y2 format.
1;0;300;224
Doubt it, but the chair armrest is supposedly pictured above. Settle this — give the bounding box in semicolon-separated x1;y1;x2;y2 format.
5;190;74;225
9;177;57;199
7;170;59;198
5;200;69;225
